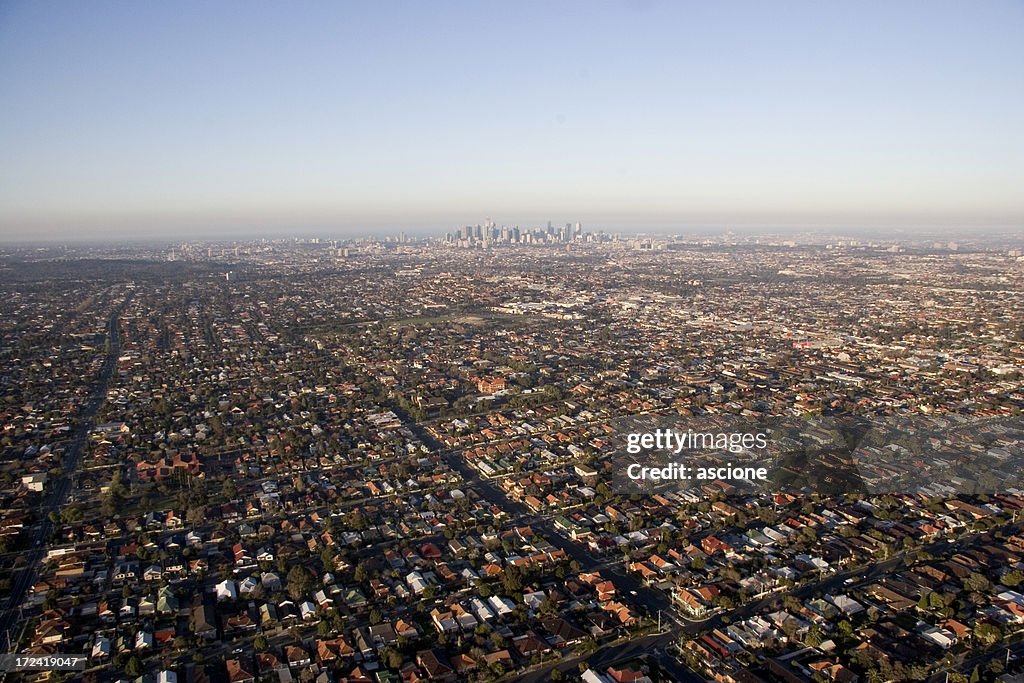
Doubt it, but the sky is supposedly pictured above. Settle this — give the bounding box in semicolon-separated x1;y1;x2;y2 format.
1;1;1022;240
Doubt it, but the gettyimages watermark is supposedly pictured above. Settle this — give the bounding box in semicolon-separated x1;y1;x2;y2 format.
607;413;1024;496
623;428;770;483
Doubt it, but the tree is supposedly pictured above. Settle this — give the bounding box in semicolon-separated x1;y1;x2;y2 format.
974;622;1002;646
838;621;854;640
60;504;83;524
186;505;207;525
385;649;404;669
125;656;143;677
102;470;127;517
346;510;369;531
503;566;523;592
254;635;269;651
780;618;798;640
1003;570;1024;587
986;660;1005;678
963;572;990;593
287;565;313;600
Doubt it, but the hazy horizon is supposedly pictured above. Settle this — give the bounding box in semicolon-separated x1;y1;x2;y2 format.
2;1;1022;241
1;220;1021;249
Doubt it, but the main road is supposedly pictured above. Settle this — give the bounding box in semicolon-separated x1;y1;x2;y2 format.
393;410;698;678
391;407;678;622
397;407;1020;682
0;308;123;651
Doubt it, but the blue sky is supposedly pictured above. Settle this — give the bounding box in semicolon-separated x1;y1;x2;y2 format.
1;1;1022;239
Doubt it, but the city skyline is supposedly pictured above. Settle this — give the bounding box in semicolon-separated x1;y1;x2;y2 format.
1;1;1023;241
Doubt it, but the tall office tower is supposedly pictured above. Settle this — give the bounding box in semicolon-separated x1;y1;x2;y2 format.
575;221;582;239
512;226;520;243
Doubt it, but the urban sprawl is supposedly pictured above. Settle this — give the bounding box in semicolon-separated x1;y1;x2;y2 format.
1;225;1024;683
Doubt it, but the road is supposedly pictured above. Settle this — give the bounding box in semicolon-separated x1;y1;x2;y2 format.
0;308;123;651
926;632;1024;683
397;409;680;624
392;410;697;680
399;404;1022;682
514;631;690;683
404;407;908;678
